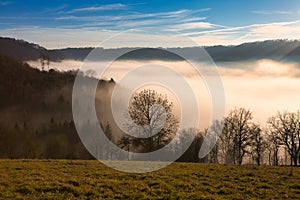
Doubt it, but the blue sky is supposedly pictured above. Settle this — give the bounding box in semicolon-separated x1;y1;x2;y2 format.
1;0;300;48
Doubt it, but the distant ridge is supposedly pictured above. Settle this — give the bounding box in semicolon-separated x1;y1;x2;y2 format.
0;37;63;61
1;37;300;62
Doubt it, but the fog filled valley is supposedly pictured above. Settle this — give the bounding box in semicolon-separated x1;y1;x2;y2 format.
3;0;300;198
0;37;300;167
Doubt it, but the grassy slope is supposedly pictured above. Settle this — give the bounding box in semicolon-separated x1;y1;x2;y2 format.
0;160;299;199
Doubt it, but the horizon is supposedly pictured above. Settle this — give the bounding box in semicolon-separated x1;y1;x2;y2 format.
3;36;300;50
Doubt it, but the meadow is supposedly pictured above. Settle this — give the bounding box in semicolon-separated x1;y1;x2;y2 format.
0;160;299;199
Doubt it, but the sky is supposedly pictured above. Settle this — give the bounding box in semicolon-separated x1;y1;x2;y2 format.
1;0;300;48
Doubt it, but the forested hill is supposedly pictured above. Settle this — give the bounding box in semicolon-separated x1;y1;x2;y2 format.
0;37;63;61
0;55;73;110
1;37;300;62
54;40;300;62
0;55;115;159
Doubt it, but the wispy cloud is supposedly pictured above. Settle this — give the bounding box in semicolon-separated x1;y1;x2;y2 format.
4;18;300;48
252;10;292;15
67;3;128;13
40;4;68;14
56;10;190;21
129;2;147;6
57;8;209;22
55;8;211;31
184;20;300;36
0;26;209;48
185;20;300;46
4;2;300;48
171;22;225;30
180;17;208;23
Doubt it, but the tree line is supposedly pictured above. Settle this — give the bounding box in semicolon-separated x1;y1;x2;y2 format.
117;89;300;166
0;87;299;166
205;108;300;166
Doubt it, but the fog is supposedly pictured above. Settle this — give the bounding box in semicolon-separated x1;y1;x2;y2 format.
218;59;300;125
28;58;300;128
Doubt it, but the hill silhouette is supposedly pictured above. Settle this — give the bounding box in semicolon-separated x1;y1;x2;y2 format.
1;37;300;62
51;39;300;62
0;37;63;61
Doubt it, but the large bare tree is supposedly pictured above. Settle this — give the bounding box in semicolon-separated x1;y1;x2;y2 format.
223;107;254;164
127;89;178;152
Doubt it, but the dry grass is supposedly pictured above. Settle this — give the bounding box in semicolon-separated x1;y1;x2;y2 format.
0;160;299;199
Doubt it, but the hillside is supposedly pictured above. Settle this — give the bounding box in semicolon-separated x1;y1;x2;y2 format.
0;37;63;61
1;37;300;62
50;39;300;62
51;40;300;62
206;40;300;62
0;55;115;159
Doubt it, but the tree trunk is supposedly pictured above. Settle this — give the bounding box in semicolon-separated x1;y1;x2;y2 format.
293;155;298;166
274;148;279;166
257;154;261;165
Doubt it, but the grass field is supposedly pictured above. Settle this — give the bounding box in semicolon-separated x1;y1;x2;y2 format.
0;160;299;199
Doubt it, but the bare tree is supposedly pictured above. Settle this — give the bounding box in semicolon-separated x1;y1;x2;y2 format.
218;119;235;164
266;126;281;166
250;124;266;165
127;89;178;152
207;120;223;163
224;107;254;164
267;111;300;166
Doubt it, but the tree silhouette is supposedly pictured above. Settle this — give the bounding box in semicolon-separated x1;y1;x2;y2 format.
267;111;300;166
250;124;266;165
223;108;255;164
127;89;178;152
